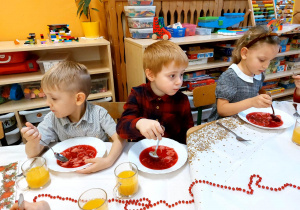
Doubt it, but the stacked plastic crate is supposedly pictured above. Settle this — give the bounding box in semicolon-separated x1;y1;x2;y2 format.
125;0;156;39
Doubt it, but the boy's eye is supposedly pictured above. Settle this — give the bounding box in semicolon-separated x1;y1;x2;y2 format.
170;75;175;78
259;59;265;62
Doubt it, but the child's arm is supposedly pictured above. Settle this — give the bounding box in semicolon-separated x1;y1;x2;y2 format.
217;94;272;117
116;90;148;140
10;200;51;210
292;75;300;102
76;133;126;174
21;122;44;158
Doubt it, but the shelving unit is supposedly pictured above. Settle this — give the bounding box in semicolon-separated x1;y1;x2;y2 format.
125;34;300;98
0;38;115;134
125;34;241;94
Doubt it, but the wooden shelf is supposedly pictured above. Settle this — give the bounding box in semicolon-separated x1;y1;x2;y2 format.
0;60;110;86
265;68;300;80
0;38;110;53
186;61;230;72
277;49;300;57
0;91;113;114
125;34;240;48
272;88;295;99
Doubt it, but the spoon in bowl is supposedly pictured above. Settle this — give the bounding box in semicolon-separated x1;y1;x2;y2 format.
149;139;160;158
149;125;165;158
40;139;69;162
266;92;282;122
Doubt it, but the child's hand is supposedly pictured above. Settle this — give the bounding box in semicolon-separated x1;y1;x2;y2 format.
252;94;272;108
10;200;50;210
76;157;112;174
136;119;164;140
21;122;41;143
293;75;300;89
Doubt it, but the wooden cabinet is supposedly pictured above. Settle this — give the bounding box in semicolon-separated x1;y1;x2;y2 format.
0;38;115;132
125;33;300;99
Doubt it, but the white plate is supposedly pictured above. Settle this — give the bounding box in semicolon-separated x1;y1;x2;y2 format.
238;107;295;130
128;138;187;174
43;137;106;172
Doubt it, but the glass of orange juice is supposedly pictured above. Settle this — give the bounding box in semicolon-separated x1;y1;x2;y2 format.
78;188;108;210
16;157;51;190
292;119;300;145
113;162;138;199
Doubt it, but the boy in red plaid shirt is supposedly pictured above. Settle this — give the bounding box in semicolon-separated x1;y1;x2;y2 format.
117;40;194;144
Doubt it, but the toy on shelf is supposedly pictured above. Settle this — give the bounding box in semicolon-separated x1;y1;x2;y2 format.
22;82;46;100
48;24;79;43
14;39;20;45
24;33;37;45
198;13;245;29
152;17;171;40
249;0;277;26
40;34;47;44
267;19;284;31
0;52;39;75
276;0;295;24
217;29;248;36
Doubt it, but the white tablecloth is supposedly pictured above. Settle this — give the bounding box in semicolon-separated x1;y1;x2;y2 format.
0;143;195;210
187;101;300;210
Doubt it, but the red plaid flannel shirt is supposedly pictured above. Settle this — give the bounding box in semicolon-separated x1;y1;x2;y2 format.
116;83;194;144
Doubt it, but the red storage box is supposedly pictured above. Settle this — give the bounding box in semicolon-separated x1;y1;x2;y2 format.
0;56;39;75
0;52;28;64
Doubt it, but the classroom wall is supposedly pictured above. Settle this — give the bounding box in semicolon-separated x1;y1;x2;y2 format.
0;0;107;41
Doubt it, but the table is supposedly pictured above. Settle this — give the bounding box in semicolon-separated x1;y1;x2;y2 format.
187;101;300;210
0;143;195;210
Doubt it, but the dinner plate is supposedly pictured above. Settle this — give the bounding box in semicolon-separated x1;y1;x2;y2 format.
238;107;295;130
128;138;187;174
43;137;106;172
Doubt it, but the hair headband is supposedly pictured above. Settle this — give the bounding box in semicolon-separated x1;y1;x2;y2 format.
245;32;278;49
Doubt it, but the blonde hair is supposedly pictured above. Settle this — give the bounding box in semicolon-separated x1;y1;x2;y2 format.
232;26;280;64
41;61;91;97
143;40;188;75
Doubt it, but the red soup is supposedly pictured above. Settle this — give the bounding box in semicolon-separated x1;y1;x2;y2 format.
246;112;283;128
57;145;97;168
139;146;178;170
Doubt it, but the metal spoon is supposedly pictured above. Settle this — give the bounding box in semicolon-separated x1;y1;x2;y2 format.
40;140;69;162
149;125;165;158
266;92;282;122
18;193;24;210
149;139;160;158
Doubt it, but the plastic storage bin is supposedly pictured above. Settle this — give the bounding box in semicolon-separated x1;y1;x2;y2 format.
5;128;21;145
124;6;156;17
0;112;17;133
196;28;212;35
36;52;70;73
182;24;196;36
22;81;46;99
129;28;153;39
90;78;108;93
128;17;154;28
19;107;51;123
128;0;153;6
164;27;186;38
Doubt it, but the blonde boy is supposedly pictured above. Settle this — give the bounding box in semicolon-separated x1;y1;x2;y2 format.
117;40;194;144
21;61;125;174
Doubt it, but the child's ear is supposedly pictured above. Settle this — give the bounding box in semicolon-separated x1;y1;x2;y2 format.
145;69;155;81
75;92;86;105
240;47;248;60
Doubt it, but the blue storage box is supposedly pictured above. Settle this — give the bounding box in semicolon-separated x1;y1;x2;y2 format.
164;27;186;38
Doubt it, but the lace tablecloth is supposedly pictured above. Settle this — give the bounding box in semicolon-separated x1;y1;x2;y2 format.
187;101;300;210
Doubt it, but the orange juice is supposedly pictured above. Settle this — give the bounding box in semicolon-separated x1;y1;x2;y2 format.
117;170;138;196
26;166;50;189
82;199;107;210
292;126;300;145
